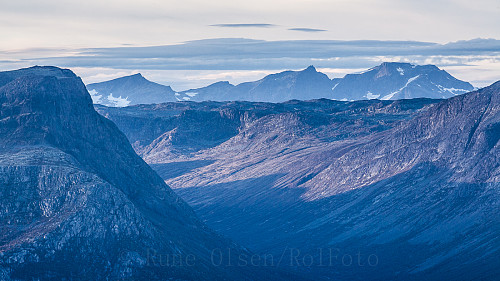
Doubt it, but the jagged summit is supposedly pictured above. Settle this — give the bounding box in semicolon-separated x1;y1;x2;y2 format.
86;63;475;105
112;72;145;81
175;65;334;102
171;63;475;103
304;65;317;71
331;62;474;100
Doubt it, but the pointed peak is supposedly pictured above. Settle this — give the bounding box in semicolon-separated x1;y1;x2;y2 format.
128;73;145;79
111;73;149;83
211;80;233;86
304;65;317;72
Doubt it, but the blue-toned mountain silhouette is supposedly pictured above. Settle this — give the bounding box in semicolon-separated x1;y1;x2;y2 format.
87;73;177;106
87;63;474;105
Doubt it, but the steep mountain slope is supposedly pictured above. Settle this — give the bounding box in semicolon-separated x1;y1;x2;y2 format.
86;73;177;106
172;84;500;280
99;83;500;280
96;98;439;161
331;62;474;100
0;66;286;280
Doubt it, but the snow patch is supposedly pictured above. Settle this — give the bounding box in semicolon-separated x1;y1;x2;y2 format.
331;82;339;91
355;67;376;75
397;67;404;76
175;93;181;96
381;75;420;100
365;92;380;99
185;92;198;97
182;97;191;101
436;85;470;95
107;93;131;107
88;89;103;104
381;92;397;100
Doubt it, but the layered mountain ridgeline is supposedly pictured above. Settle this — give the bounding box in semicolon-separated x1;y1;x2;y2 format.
99;84;500;280
95;98;440;162
88;63;473;105
177;66;335;102
86;73;177;107
0;66;291;280
177;63;473;102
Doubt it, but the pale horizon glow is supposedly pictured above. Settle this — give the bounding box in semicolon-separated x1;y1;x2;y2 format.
0;0;499;89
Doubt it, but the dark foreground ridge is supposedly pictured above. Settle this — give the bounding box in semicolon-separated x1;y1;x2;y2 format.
0;66;289;280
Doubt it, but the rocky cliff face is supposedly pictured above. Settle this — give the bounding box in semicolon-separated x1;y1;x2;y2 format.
0;66;286;280
99;83;500;280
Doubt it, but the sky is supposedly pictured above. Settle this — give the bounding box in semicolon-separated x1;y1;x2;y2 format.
1;0;499;89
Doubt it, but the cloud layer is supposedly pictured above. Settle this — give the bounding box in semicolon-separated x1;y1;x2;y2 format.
1;38;499;90
1;0;499;50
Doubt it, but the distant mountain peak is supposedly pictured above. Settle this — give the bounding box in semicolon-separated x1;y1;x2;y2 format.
128;73;145;79
213;80;232;85
332;62;474;100
87;72;177;106
304;65;317;72
87;62;474;105
379;62;413;67
110;73;146;82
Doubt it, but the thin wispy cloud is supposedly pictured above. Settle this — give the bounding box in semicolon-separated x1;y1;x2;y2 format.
289;28;327;33
1;0;499;50
210;23;276;28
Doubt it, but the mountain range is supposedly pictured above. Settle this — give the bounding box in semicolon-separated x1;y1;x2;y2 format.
87;62;474;105
0;66;288;280
97;82;500;280
1;65;497;280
